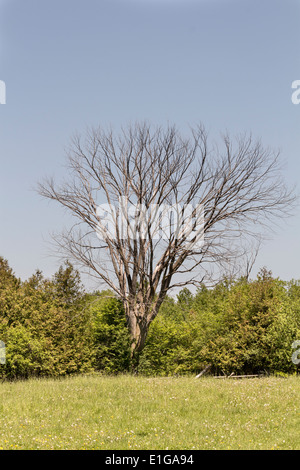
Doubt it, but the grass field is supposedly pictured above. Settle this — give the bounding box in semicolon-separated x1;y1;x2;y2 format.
0;374;299;450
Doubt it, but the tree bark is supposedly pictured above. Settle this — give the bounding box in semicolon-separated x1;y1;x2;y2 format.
125;289;166;359
127;311;149;357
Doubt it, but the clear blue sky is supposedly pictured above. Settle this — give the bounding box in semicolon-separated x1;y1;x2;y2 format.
0;0;299;288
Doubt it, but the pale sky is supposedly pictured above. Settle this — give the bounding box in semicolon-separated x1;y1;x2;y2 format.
0;0;299;288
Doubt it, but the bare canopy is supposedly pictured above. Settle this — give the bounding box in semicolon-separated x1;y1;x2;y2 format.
38;122;296;355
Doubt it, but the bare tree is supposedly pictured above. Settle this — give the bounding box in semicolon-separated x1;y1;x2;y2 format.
38;122;296;357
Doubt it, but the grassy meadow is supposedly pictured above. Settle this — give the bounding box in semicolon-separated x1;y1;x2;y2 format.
0;374;299;450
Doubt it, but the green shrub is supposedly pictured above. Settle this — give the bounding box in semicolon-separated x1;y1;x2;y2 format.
0;325;47;379
191;272;300;375
0;260;94;379
89;291;131;373
139;273;300;376
1;256;300;379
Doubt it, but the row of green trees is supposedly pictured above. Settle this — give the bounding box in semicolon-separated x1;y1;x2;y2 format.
0;257;299;379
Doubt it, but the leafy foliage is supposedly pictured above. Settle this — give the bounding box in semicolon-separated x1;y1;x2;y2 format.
89;291;131;373
138;270;300;376
0;257;299;379
0;259;93;379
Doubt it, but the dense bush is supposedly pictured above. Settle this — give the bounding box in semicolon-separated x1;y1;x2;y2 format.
0;259;93;379
138;270;300;376
89;290;131;373
0;256;299;379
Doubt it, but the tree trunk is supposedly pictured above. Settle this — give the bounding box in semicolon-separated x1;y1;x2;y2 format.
127;308;150;357
124;294;165;370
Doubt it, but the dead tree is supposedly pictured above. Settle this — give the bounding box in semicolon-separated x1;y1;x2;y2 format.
38;122;296;357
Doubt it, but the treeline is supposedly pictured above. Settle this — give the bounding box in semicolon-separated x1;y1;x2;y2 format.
0;257;299;379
